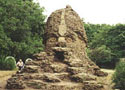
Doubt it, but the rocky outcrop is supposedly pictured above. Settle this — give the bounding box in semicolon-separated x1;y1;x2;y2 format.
6;5;108;90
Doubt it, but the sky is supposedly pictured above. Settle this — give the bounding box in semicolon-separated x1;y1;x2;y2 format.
34;0;125;24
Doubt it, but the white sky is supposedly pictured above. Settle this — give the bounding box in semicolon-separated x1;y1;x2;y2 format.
34;0;125;24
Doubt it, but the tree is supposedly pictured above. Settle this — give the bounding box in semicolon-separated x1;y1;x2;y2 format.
0;0;46;60
106;24;125;59
85;23;125;68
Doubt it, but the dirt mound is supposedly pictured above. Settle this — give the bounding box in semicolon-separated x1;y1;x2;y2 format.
6;5;108;90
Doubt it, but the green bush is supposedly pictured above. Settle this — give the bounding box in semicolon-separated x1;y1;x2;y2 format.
87;45;114;68
113;61;125;90
2;56;16;70
0;56;6;70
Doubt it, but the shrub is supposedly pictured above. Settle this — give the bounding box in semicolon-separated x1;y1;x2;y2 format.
87;45;115;68
112;61;125;90
4;56;16;70
0;56;6;70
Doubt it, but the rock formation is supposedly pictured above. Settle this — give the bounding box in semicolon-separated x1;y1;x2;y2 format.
6;5;108;90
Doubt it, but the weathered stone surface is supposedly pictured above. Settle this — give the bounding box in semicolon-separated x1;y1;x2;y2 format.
83;81;104;90
6;5;108;90
67;67;87;74
71;73;97;83
64;58;84;67
26;80;84;90
22;65;39;73
25;60;41;66
54;73;70;81
43;74;61;83
33;52;47;60
50;63;67;73
6;77;25;89
94;70;108;76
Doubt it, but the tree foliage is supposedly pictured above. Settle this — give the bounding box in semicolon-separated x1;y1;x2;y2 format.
85;23;125;68
0;0;46;60
87;45;113;66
